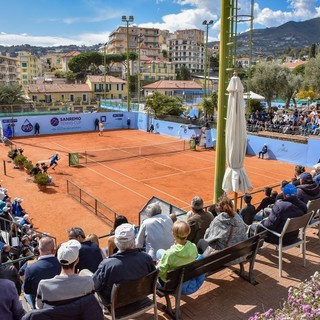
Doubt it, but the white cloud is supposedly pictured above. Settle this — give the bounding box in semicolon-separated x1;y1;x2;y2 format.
254;0;320;28
0;32;110;47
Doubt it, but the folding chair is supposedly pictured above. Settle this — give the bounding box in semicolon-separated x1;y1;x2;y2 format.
259;211;314;277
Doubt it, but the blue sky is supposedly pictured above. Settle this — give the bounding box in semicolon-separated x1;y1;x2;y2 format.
0;0;319;46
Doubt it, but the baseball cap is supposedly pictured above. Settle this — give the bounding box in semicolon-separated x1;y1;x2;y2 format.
300;172;313;183
191;196;204;210
282;184;297;197
115;223;135;242
2;206;10;212
57;239;81;265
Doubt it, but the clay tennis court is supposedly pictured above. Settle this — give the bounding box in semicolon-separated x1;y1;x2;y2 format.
2;129;300;244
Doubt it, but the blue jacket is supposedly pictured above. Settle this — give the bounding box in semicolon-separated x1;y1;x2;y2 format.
93;248;155;304
261;196;307;245
76;241;103;273
0;279;25;320
23;256;60;301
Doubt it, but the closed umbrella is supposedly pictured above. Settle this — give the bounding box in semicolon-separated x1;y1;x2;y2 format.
222;74;253;209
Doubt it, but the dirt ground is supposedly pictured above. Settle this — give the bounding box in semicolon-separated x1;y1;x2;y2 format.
1;129;304;246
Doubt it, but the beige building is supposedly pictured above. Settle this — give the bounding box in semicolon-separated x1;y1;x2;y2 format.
107;26;160;60
0;53;19;85
24;83;93;104
61;51;80;71
41;53;63;72
139;59;176;81
17;51;42;85
86;75;126;100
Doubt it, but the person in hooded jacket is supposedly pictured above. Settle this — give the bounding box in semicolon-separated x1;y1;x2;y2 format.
157;220;198;282
201;196;248;253
296;172;320;204
256;183;307;245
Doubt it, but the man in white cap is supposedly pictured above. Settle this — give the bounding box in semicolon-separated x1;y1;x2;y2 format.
92;223;155;305
36;239;95;309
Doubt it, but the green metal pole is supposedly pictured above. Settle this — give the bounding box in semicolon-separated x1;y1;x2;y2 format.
103;43;107;106
138;43;141;104
214;0;231;203
126;21;131;112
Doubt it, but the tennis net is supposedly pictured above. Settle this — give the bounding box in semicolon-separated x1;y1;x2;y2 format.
77;140;186;164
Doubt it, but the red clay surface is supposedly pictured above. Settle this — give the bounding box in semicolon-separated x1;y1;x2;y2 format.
1;129;304;245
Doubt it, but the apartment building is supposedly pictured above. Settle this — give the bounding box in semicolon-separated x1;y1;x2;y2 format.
140;59;176;81
61;51;80;71
41;53;63;72
17;51;42;85
107;26;160;60
0;53;19;85
86;75;126;100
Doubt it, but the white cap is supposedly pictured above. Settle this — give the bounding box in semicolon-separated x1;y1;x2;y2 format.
115;223;135;242
57;240;81;265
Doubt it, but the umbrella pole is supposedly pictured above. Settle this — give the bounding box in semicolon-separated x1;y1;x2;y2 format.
234;192;238;211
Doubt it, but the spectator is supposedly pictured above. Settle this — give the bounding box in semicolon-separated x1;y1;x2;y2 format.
12;198;25;218
276;180;290;201
292;165;306;186
136;202;174;261
0;206;13;231
67;227;103;273
199;196;247;255
148;123;155;133
296;172;320;204
85;233;107;259
0;279;25;320
239;194;256;225
36;239;97;311
92;223;155;306
258;144;268;159
312;163;320;186
186;196;214;245
23;236;60;309
157;221;198;282
1;244;12;263
106;215;128;257
251;184;307;245
255;187;275;214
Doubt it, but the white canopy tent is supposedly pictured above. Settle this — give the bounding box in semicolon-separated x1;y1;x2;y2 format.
243;91;265;100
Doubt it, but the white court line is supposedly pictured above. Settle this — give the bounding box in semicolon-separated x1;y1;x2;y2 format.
52;142;190;206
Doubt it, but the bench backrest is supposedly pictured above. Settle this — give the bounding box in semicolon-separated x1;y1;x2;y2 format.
111;269;158;309
163;233;264;290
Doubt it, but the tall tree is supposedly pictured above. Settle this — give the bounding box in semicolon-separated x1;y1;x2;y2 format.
250;62;288;109
309;43;316;59
176;66;191;80
303;56;320;92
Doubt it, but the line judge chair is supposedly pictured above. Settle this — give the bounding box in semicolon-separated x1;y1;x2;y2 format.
259;211;314;277
105;269;159;320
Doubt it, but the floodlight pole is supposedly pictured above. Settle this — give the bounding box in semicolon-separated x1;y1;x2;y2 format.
202;20;213;99
103;41;108;105
122;15;134;112
137;33;144;104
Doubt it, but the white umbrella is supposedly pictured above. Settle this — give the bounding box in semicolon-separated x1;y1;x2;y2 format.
243;91;265;100
222;75;253;209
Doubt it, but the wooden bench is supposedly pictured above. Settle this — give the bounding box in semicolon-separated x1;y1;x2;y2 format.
156;231;266;320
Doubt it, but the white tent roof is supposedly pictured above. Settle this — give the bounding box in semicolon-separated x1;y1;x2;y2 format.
243;91;265;100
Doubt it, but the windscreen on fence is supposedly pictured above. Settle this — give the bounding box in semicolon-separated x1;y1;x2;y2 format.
139;196;187;225
69;140;186;165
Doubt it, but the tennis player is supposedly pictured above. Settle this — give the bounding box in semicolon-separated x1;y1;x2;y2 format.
49;152;60;170
99;121;104;136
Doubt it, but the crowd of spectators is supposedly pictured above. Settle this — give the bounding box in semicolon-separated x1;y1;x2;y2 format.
1;158;320;319
247;106;320;136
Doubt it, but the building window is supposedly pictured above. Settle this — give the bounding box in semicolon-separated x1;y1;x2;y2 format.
70;94;74;101
61;94;65;100
82;94;87;102
21;62;27;67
